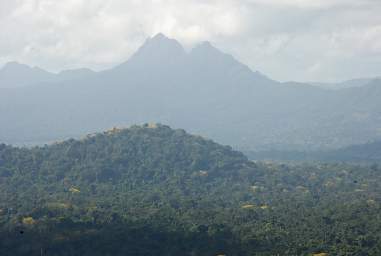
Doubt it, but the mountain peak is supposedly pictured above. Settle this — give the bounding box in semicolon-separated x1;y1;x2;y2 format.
190;41;236;64
198;41;214;48
0;61;55;88
191;41;218;54
115;33;186;70
2;61;30;71
150;33;169;41
1;61;50;74
190;41;227;59
140;33;184;52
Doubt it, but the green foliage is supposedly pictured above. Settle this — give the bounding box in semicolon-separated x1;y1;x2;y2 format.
0;124;380;255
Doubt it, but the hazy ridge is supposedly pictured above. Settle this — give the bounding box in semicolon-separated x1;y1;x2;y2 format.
1;34;381;152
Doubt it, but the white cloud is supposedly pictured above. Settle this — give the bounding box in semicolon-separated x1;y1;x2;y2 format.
0;0;380;82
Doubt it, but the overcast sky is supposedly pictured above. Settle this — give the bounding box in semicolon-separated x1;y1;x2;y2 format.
0;0;380;82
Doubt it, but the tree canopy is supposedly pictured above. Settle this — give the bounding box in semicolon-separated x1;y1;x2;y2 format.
0;124;380;255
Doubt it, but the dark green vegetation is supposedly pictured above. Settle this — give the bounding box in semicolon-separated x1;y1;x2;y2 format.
1;124;380;255
247;140;381;163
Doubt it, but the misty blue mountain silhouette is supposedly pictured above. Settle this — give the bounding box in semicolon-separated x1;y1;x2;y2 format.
0;33;380;150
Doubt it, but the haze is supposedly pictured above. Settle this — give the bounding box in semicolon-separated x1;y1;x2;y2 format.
1;1;381;255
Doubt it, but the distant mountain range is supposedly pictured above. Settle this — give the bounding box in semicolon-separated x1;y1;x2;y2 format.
308;77;381;90
0;61;95;88
0;33;381;151
247;140;381;163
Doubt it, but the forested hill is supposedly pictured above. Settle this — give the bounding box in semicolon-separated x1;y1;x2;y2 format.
0;124;381;255
0;123;250;186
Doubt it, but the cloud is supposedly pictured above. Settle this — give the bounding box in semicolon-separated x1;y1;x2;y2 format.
0;0;380;82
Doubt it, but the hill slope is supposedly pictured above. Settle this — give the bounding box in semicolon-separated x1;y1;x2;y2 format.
309;77;381;90
323;141;381;162
0;125;380;255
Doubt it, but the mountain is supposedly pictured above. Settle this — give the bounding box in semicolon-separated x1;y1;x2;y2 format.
318;140;381;162
0;62;95;88
1;125;380;255
309;77;381;90
56;68;95;81
247;139;381;163
0;34;381;151
0;62;55;88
